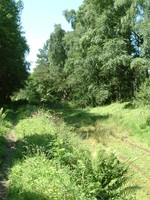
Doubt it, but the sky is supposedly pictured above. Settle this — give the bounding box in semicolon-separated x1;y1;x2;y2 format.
21;0;83;71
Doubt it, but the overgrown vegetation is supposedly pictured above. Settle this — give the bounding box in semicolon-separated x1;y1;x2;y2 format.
134;79;150;106
1;102;150;199
0;0;29;104
52;102;150;199
7;109;130;200
1;0;150;199
0;108;12;136
13;0;150;107
0;108;12;166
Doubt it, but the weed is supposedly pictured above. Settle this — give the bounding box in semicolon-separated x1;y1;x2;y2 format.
0;108;12;166
7;109;131;199
0;136;7;166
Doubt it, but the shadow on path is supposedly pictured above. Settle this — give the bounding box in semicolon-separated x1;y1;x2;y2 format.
0;131;17;200
51;105;109;129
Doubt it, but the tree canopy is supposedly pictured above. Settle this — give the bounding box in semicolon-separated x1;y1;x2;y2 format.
0;0;29;104
15;0;150;106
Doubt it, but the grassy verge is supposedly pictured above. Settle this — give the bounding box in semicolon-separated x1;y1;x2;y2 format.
0;108;12;166
2;102;149;199
52;102;150;199
7;107;131;200
90;102;150;146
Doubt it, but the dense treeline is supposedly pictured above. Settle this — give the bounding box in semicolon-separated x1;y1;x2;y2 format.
1;1;150;199
0;0;29;104
15;0;150;106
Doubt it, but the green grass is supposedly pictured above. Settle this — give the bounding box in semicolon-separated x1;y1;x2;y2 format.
8;154;87;200
0;104;37;166
90;102;150;147
2;102;149;199
0;136;7;166
52;102;150;200
7;106;131;200
0;108;12;136
0;108;12;166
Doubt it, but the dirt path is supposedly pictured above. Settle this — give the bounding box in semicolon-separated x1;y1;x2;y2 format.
121;137;150;155
88;130;150;199
106;134;150;199
120;155;150;181
117;136;150;179
0;130;16;200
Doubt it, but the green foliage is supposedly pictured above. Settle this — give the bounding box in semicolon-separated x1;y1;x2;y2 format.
8;155;89;200
134;79;150;105
131;58;149;92
14;0;150;107
12;75;41;103
0;0;29;103
0;108;12;166
16;25;68;105
0;108;12;136
93;150;128;199
8;110;130;199
2;0;150;107
63;9;76;29
0;136;7;166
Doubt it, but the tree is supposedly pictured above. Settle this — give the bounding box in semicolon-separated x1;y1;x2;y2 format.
25;25;68;104
63;0;134;105
23;0;150;106
63;9;76;29
0;0;29;104
47;24;68;101
63;0;150;105
130;58;149;92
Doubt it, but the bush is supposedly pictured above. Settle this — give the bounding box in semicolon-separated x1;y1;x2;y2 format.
0;108;12;166
134;79;150;106
94;88;110;105
0;136;7;166
9;150;129;200
0;108;12;136
92;150;128;199
8;154;88;200
9;111;131;199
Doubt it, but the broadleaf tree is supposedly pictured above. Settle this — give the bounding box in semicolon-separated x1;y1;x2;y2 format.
0;0;29;104
21;0;150;106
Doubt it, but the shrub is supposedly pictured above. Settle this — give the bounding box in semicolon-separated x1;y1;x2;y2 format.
92;150;128;199
134;79;150;106
0;108;12;166
8;154;88;200
0;136;7;166
9;149;129;200
10;111;131;199
14;113;58;159
0;108;12;136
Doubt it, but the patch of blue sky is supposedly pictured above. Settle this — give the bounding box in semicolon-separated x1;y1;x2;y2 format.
21;0;83;71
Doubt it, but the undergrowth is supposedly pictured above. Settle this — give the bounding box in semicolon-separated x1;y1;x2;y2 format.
89;102;150;147
8;109;132;200
0;108;12;166
0;108;12;136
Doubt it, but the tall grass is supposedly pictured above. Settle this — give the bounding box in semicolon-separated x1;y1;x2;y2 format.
49;102;150;199
90;102;150;147
0;108;12;136
0;108;12;165
8;109;131;200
